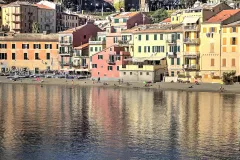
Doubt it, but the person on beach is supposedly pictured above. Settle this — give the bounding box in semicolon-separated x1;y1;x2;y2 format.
98;77;100;83
118;79;121;85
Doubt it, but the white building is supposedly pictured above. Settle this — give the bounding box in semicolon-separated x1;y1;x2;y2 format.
35;4;56;33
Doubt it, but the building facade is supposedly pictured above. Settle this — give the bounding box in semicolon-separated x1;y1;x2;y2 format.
2;1;38;33
58;22;102;71
0;32;59;73
35;4;56;33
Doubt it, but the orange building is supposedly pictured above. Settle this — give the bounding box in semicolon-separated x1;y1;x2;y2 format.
0;32;60;73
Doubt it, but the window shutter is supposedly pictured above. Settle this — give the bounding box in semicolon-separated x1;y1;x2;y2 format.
203;27;206;33
223;28;226;33
223;46;226;52
232;59;235;67
232;46;236;52
230;27;232;33
223;38;226;45
222;59;226;67
27;44;29;49
230;38;232;45
236;27;238;33
211;58;214;66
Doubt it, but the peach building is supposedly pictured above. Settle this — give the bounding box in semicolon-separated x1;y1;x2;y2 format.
0;32;59;73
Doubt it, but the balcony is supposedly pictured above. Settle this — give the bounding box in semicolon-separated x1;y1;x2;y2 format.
183;25;200;31
166;39;177;45
12;12;21;15
183;38;199;44
60;40;72;45
118;40;133;46
167;52;177;57
183;64;200;70
12;19;21;23
12;27;21;31
120;65;163;71
61;62;72;66
108;60;115;65
184;51;200;57
89;40;106;45
59;51;73;56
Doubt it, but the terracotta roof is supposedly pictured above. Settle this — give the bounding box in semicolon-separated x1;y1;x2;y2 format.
207;9;240;23
34;4;54;10
59;24;85;34
161;18;171;23
74;43;89;50
114;12;139;18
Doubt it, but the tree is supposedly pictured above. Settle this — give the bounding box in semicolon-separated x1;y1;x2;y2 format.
32;22;40;33
151;9;168;23
114;0;124;12
222;70;236;85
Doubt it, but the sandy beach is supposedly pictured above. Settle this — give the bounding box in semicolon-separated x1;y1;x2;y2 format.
0;76;240;93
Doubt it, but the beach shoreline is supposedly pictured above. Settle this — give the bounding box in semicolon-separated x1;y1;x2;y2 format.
0;76;240;94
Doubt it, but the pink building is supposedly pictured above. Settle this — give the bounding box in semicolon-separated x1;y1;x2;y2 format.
91;46;130;81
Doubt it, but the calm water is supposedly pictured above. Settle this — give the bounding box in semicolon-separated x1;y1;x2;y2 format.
0;84;239;160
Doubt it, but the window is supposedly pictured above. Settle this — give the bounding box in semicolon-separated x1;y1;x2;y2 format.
172;17;174;21
92;64;97;68
146;72;149;75
117;66;119;71
177;58;180;65
171;71;174;77
222;58;226;67
123;18;127;22
177;46;180;52
35;53;39;60
177;34;180;39
114;19;119;23
138;35;141;41
114;37;118;43
148;46;150;52
144;46;146;53
146;35;149;40
34;44;41;49
232;58;236;67
46;53;50;60
24;53;28;60
223;38;226;45
99;47;102;51
140;72;142;75
84;35;86;39
154;34;157;40
90;47;93;52
116;56;121;61
160;34;163;40
22;44;29;49
138;46;141;52
12;53;15;60
124;72;126;75
171;58;174;65
232;27;236;32
95;47;98;52
210;27;215;32
210;43;214;53
12;44;15;49
211;58;214;66
130;72;132;75
98;55;103;59
232;37;236;45
108;66;113;71
0;44;7;49
45;44;52;49
56;44;58;49
0;53;7;60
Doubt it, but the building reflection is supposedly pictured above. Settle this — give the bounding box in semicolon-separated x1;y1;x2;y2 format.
0;84;238;159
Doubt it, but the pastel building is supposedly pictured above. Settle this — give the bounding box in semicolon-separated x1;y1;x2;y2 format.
108;12;151;33
58;22;102;71
200;9;240;82
34;4;56;33
91;45;130;80
119;24;183;82
0;32;59;73
2;1;38;33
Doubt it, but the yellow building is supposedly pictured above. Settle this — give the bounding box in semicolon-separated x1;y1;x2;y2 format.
119;24;184;82
2;1;38;33
200;9;240;82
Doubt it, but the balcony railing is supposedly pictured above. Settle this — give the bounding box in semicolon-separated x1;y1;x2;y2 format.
184;51;200;57
166;39;177;44
183;25;200;31
59;51;73;56
183;38;200;44
12;12;21;15
183;64;199;70
61;62;72;66
167;52;177;57
60;40;72;45
108;60;115;65
12;19;21;23
89;40;106;45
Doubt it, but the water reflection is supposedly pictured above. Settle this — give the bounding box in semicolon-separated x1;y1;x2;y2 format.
0;84;239;160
